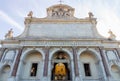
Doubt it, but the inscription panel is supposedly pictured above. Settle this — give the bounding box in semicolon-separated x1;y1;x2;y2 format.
20;40;101;46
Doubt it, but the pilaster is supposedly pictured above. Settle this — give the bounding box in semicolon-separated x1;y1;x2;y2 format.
98;47;112;80
43;47;50;76
72;47;79;76
99;59;107;81
11;47;24;76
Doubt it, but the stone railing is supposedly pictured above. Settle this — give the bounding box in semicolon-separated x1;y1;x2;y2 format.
83;77;105;81
19;79;120;81
21;80;71;81
20;79;40;81
83;78;120;81
83;79;100;81
111;80;120;81
52;80;71;81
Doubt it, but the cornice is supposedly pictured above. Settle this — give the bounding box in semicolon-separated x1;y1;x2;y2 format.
1;38;120;44
102;40;120;43
24;17;96;24
0;40;20;44
1;39;119;49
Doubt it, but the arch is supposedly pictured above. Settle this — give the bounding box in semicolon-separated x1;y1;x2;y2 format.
78;48;102;80
49;48;73;60
20;48;45;61
78;48;101;61
52;51;70;60
80;51;98;63
50;50;72;80
0;65;11;81
18;49;44;80
23;50;42;62
111;64;120;80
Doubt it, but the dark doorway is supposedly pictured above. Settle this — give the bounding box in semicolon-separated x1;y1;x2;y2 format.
51;63;71;80
51;51;71;81
30;63;38;77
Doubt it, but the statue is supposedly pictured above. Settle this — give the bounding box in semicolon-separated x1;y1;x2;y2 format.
30;67;36;76
88;12;94;19
108;29;116;40
5;28;13;39
27;11;33;18
55;63;66;80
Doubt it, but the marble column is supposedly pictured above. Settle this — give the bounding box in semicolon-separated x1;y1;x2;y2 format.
98;47;111;77
11;47;23;76
43;47;49;76
72;47;79;76
0;48;6;61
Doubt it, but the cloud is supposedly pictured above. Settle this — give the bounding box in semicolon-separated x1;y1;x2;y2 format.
0;10;23;31
94;4;120;39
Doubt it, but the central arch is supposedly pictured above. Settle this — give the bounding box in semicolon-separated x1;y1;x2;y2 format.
51;51;72;80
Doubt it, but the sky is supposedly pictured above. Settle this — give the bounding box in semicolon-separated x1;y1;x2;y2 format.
0;0;120;40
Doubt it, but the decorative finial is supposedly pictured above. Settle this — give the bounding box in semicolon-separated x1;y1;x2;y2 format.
5;28;13;39
27;11;33;18
59;0;63;4
88;12;94;19
108;29;116;40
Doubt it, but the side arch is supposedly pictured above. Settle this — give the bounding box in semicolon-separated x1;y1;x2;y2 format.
77;48;101;61
111;64;120;80
78;48;104;80
17;48;44;80
20;48;45;61
0;65;11;81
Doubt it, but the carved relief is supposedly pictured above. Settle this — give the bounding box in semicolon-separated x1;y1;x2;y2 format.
47;4;74;18
51;8;71;17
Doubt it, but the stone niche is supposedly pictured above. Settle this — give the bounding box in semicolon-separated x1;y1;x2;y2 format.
4;50;16;61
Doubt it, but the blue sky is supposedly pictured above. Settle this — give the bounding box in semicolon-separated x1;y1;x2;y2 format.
0;0;120;40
